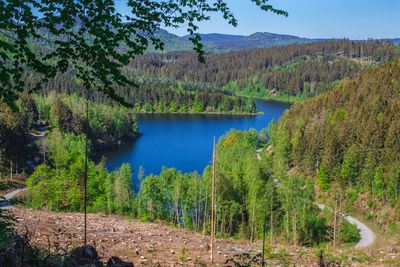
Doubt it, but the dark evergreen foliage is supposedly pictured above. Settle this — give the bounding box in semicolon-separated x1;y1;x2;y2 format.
130;39;398;98
276;58;400;207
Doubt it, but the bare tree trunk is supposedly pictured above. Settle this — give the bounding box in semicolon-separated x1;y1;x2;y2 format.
285;194;289;242
203;183;208;235
195;175;198;232
138;176;143;219
337;192;342;245
108;194;111;216
302;203;305;231
10;161;13;180
270;197;273;244
250;193;256;243
286;209;289;242
293;208;297;245
138;196;141;219
333;190;338;247
175;187;180;225
214;205;217;235
229;215;233;235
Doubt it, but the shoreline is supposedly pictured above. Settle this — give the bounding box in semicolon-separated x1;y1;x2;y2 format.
129;110;262;116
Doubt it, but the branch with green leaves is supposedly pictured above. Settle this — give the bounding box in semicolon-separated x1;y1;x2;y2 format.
0;0;287;108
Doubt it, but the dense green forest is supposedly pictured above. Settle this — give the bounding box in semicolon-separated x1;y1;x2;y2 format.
0;94;138;179
23;73;257;114
20;40;397;112
0;95;34;177
130;39;399;100
274;58;400;232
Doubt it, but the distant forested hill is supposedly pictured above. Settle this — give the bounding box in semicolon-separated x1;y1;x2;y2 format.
151;30;399;52
130;39;399;100
183;33;247;43
145;31;314;52
274;58;400;217
183;32;313;50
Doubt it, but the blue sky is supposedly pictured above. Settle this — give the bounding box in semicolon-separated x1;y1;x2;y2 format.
117;0;399;39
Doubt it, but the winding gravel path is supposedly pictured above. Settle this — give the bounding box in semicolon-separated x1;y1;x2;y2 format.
256;149;376;248
0;188;27;209
317;204;376;248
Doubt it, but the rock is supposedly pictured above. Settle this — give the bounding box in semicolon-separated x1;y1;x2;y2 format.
106;256;134;267
71;244;103;267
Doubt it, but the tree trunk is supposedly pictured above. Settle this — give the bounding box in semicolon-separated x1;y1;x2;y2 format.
138;177;142;219
293;208;297;245
195;176;198;231
131;193;135;217
337;192;342;245
286;209;289;242
175;187;180;225
285;193;289;242
250;194;256;243
203;184;208;235
270;197;273;244
333;191;338;247
108;193;111;215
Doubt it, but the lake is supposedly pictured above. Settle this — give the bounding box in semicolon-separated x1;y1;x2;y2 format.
101;100;291;177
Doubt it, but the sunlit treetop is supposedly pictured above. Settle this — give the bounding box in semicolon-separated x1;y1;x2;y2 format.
0;0;287;108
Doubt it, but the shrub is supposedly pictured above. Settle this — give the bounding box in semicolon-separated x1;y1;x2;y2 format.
347;191;358;205
340;221;360;243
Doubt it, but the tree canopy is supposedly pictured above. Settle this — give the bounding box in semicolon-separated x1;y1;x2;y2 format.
0;0;287;108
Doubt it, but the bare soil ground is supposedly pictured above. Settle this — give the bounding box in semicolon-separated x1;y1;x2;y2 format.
10;208;400;266
12;208;257;266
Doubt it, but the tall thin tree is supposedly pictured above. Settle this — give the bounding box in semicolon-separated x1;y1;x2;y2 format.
211;136;216;263
84;94;89;245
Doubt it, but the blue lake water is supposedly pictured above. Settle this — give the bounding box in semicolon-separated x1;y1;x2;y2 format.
102;100;291;176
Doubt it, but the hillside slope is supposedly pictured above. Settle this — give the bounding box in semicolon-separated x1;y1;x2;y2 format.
276;58;400;229
132;40;398;100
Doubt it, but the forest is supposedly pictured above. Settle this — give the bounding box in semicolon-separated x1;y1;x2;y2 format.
4;42;399;248
274;58;400;232
1;90;360;247
0;94;138;179
130;39;399;100
2;33;400;262
26;125;360;247
23;73;257;114
25;56;400;247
